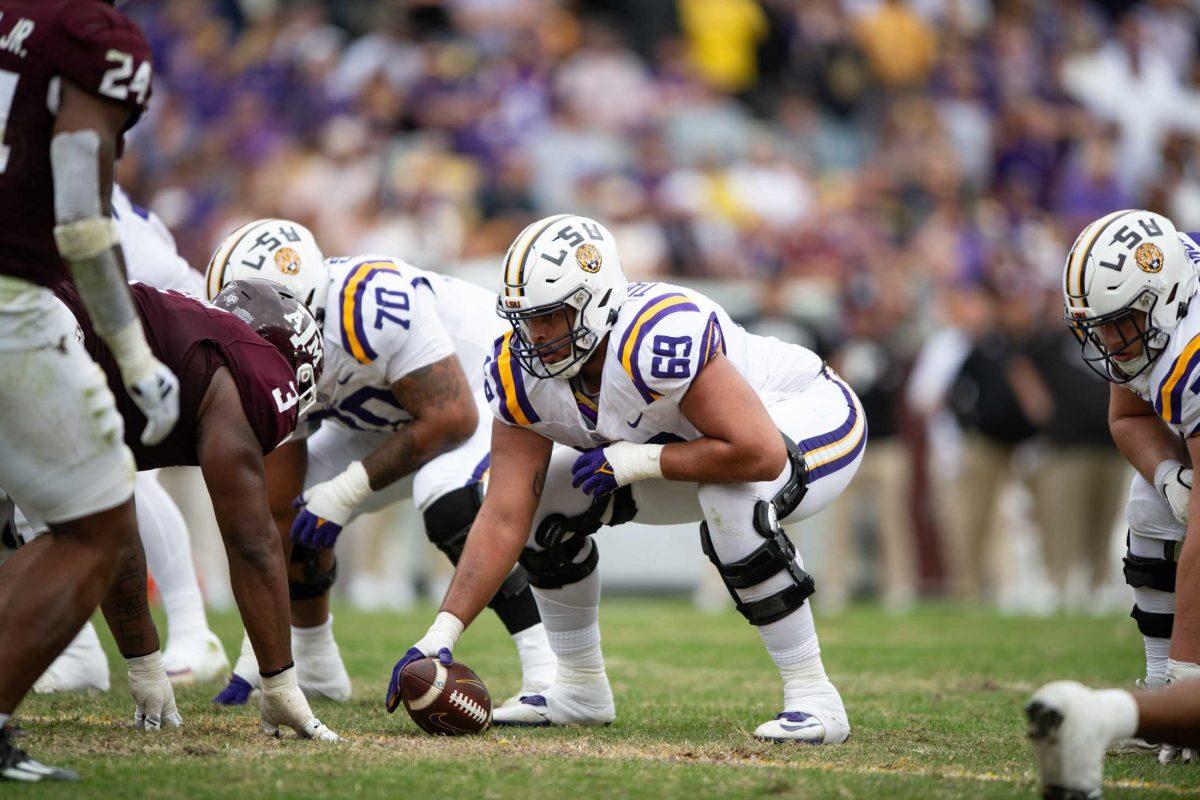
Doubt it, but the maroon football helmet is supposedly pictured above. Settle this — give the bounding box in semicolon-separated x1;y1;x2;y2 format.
214;278;324;416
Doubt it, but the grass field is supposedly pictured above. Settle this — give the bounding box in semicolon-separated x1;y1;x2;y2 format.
10;600;1200;799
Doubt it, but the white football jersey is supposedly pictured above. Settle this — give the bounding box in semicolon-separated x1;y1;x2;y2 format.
483;281;824;449
305;255;494;434
1128;232;1200;437
113;185;204;297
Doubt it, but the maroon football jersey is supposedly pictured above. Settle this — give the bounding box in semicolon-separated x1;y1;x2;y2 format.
56;283;300;470
0;1;152;289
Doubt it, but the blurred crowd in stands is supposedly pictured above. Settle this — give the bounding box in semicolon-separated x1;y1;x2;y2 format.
119;0;1200;612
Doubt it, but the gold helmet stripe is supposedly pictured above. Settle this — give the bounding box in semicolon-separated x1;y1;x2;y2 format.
1067;209;1131;303
206;220;266;300
503;214;573;298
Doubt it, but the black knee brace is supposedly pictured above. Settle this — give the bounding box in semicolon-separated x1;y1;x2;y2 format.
699;435;813;626
518;485;635;590
289;543;338;600
1131;605;1175;639
423;484;483;563
1123;536;1178;593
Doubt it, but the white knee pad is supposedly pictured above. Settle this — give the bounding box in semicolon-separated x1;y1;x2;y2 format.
1126;475;1186;540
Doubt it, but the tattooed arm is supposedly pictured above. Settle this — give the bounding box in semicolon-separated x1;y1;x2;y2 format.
363;355;477;490
439;419;552;627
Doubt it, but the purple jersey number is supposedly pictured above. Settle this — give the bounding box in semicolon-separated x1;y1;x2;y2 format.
650;334;692;380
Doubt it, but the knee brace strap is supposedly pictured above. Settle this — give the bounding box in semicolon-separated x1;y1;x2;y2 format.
1124;540;1178;593
289;544;338;600
423;484;483;563
1131;604;1175;639
772;432;809;520
699;503;815;626
520;535;598;590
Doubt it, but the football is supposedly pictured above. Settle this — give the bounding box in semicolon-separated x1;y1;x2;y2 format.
399;657;492;736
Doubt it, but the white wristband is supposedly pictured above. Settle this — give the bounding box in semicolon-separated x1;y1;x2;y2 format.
53;217;118;261
125;649;165;679
261;664;299;693
329;461;373;512
605;441;665;485
415;611;465;657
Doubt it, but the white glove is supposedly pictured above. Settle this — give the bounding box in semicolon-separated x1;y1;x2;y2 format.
1155;460;1192;525
259;666;339;742
1157;660;1200;764
105;319;180;446
126;651;182;731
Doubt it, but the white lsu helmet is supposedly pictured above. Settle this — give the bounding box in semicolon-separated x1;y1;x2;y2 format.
1063;209;1199;382
206;219;329;319
497;213;628;380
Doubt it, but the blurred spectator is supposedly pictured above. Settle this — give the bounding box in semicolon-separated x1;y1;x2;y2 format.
944;285;1038;602
827;275;918;611
852;0;938;90
1009;295;1127;608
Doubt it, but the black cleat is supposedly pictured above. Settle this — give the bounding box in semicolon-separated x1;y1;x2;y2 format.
0;726;78;783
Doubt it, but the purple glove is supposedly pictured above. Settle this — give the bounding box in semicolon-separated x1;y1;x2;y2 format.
212;673;254;706
571;447;619;497
289;499;343;551
385;646;453;713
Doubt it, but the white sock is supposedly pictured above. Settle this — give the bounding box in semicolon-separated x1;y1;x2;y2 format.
233;630;259;679
757;603;832;709
135;473;209;645
292;614;336;654
512;623;556;685
531;553;606;681
1145;636;1171;683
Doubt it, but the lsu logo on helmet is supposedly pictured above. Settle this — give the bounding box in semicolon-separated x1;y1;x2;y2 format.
1136;241;1164;273
275;247;302;276
576;243;602;273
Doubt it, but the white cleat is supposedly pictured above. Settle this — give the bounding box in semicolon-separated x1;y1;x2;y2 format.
296;649;352;703
500;679;554;710
164;631;230;685
753;681;850;744
32;622;109;694
1026;680;1133;800
493;677;615;727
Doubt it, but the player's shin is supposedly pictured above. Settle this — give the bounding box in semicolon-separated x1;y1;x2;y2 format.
698;482;848;744
494;536;614;726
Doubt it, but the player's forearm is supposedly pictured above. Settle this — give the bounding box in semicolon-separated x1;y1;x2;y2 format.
660;435;786;484
1110;414;1186;485
50;129;156;376
362;419;469;491
440;511;528;628
1171;525;1200;664
223;527;293;673
98;533;160;658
